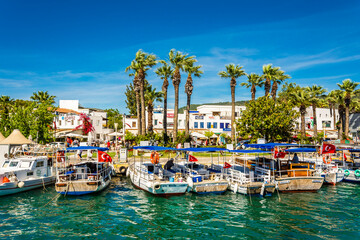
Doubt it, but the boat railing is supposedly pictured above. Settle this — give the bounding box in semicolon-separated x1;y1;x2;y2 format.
227;168;251;184
276;168;316;178
57;166;110;182
254;166;271;183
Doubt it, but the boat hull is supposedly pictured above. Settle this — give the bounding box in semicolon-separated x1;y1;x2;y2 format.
322;172;344;185
0;177;56;196
56;179;110;195
343;170;360;183
276;177;324;192
228;182;275;196
189;180;228;194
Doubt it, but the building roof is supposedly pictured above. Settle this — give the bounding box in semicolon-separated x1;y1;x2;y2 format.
0;129;33;145
54;108;80;114
0;132;5;142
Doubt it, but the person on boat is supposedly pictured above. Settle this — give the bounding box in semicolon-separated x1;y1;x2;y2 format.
292;153;299;163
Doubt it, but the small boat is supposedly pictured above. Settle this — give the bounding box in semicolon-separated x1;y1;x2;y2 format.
128;146;188;196
319;164;344;185
224;149;276;196
175;148;228;194
55;146;113;195
0;155;55;196
342;169;360;183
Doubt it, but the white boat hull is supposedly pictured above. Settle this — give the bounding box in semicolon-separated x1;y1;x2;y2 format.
0;176;55;196
343;170;360;183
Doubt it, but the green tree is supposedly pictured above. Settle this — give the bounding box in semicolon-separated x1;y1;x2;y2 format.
240;73;263;101
125;50;157;135
306;85;327;139
145;86;163;133
155;61;173;141
0;95;14;136
218;64;246;142
237;96;298;142
290;88;311;139
326;90;338;130
184;60;203;136
30;91;56;104
124;83;137;115
262;64;281;97
204;131;214;143
105;109;123;130
337;79;360;136
169;49;195;142
270;70;290;100
333;90;345;138
277;82;302;103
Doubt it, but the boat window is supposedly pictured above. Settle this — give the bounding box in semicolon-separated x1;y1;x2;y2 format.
9;161;19;167
36;161;44;167
20;162;32;168
2;161;9;168
27;172;33;176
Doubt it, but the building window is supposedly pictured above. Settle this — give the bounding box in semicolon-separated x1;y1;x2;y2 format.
155;120;158;125
179;120;182;126
207;122;211;129
97;120;100;126
200;122;204;128
194;122;198;128
322;121;331;128
220;123;224;129
213;122;217;129
59;120;62;126
132;122;136;128
71;120;74;125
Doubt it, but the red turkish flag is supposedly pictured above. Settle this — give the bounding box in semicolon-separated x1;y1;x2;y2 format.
188;155;198;162
98;151;112;162
224;162;232;169
321;143;336;154
343;152;347;161
273;150;287;159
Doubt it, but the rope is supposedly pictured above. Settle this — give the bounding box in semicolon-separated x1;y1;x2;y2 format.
41;178;47;191
42;193;61;208
276;182;281;202
248;185;252;205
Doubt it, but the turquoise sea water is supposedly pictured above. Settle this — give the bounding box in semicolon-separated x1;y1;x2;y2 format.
1;178;359;239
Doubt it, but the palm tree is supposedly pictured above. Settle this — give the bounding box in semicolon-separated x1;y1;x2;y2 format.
126;65;142;134
262;64;281;97
218;64;246;142
184;61;203;136
333;90;345;138
145;86;163;133
240;73;263;100
169;49;195;142
326;90;338;133
155;61;173;141
270;70;290;100
290;88;311;138
30;91;55;104
337;79;360;136
306;85;327;139
125;50;157;135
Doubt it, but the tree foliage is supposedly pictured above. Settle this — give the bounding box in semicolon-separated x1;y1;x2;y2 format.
237;96;299;142
105;109;123;130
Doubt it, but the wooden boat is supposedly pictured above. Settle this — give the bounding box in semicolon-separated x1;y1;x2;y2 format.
128;146;188;196
55;146;113;195
0;155;55;196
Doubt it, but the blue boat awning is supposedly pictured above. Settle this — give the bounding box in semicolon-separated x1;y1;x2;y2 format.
177;147;228;152
244;143;298;149
228;150;271;153
285;148;317;153
67;146;109;151
133;146;176;151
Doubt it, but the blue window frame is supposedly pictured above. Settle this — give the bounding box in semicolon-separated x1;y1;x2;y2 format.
207;122;211;129
200;122;204;128
213;122;217;129
220;123;224;128
194;122;198;128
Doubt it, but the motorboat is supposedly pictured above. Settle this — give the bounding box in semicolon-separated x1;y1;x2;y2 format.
55;146;113;195
128;146;188;196
0;155;55;196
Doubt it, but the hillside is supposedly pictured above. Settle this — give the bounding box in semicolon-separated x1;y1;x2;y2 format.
178;101;248;113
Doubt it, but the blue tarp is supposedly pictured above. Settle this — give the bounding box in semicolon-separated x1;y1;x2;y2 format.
349;149;360;152
133;146;176;151
285;148;317;153
244;143;298;149
228;150;271;153
66;146;109;151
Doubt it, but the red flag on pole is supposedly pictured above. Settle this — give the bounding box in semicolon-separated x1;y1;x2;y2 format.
188;155;198;162
321;143;336;154
273;150;287;159
343;152;347;161
98;151;112;162
224;162;232;169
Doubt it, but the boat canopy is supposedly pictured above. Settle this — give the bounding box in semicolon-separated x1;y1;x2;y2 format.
178;147;228;152
244;143;298;149
66;146;109;151
133;146;175;151
348;149;360;152
228;149;271;153
285;148;317;153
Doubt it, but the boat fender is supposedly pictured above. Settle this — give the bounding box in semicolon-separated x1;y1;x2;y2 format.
17;181;25;188
126;168;130;177
233;183;238;194
119;166;127;175
338;168;343;173
344;169;350;176
214;177;220;181
187;176;194;189
260;182;265;196
2;176;10;183
355;169;360;178
154;184;161;190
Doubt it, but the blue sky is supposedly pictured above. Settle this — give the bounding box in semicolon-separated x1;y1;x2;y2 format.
1;0;360;113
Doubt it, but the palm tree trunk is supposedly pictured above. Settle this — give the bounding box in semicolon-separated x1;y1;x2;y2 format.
312;104;318;138
185;94;191;136
270;81;278;100
264;78;271;96
231;83;236;142
140;79;146;135
300;105;306;138
135;90;141;135
251;84;256;101
163;90;168;139
173;84;179;142
333;105;336;131
345;103;350;137
338;106;344;138
147;104;153;133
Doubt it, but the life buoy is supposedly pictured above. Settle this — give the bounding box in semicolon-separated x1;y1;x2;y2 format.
323;155;332;164
56;151;65;162
355;169;360;177
344;169;350;176
150;151;160;164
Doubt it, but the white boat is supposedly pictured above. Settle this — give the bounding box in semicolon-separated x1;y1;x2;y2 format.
55;146;113;195
342;169;360;183
319;164;344;185
0;156;55;196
